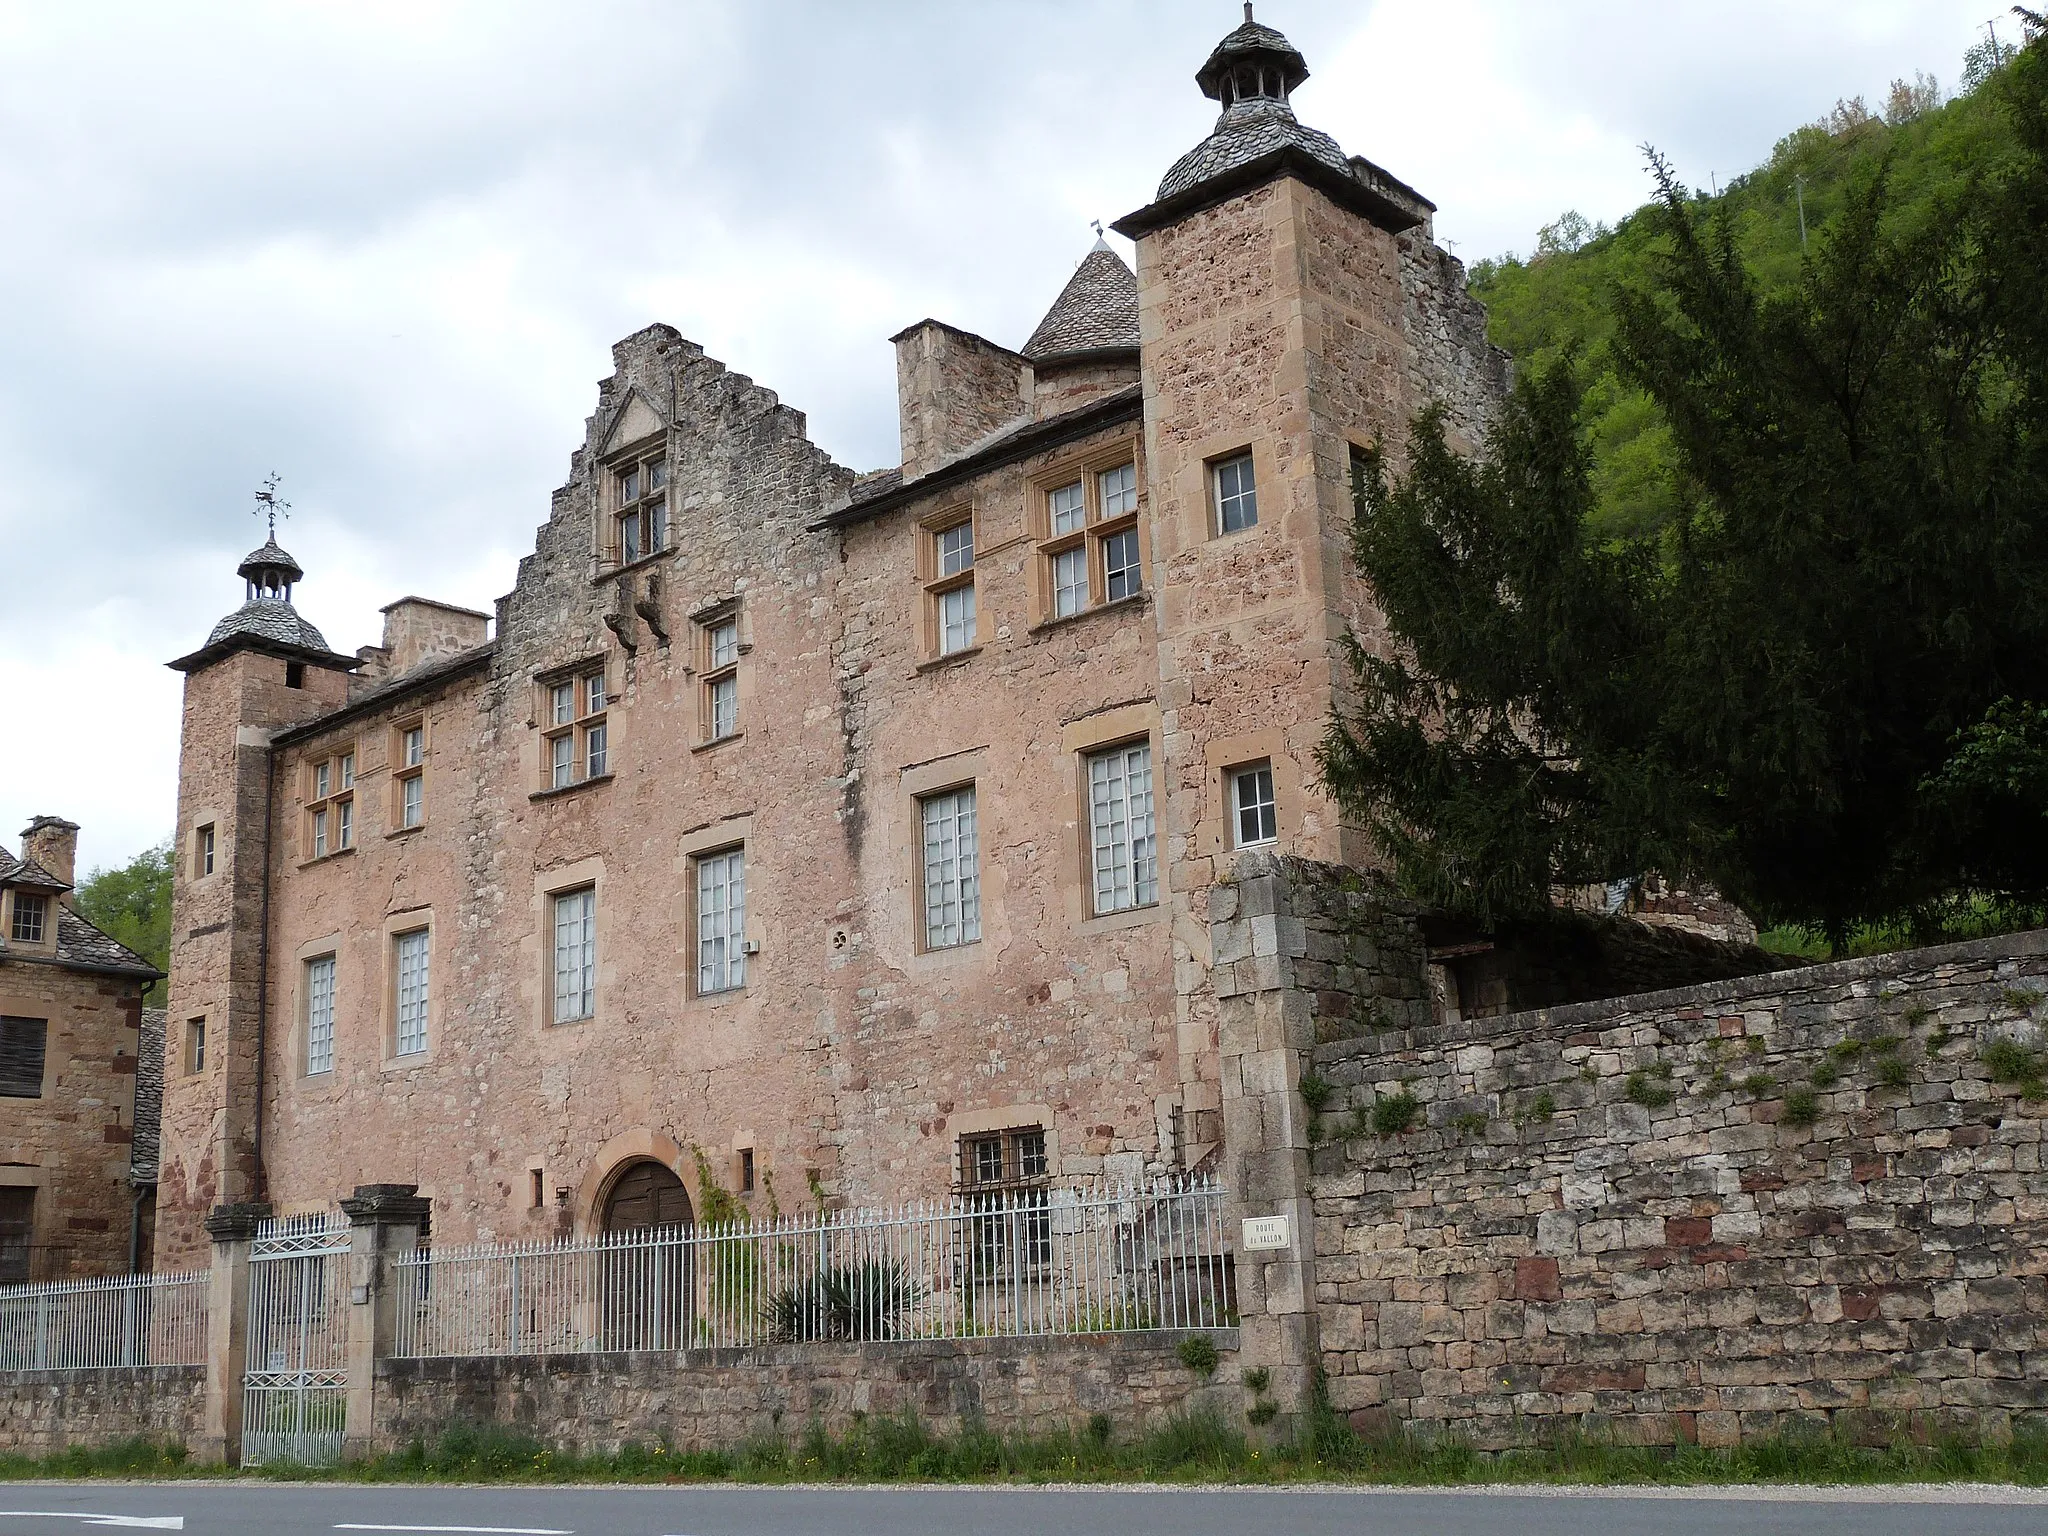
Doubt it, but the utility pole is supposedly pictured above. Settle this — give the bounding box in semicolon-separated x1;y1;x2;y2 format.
1794;174;1808;252
1986;18;2006;68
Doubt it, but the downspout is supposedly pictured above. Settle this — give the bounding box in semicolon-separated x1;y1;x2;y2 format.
252;742;275;1202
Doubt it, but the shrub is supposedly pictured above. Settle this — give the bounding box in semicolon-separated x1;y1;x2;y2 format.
1877;1055;1913;1089
1245;1400;1279;1426
765;1260;922;1342
1810;1059;1841;1089
1372;1088;1422;1136
1522;1091;1556;1123
1297;1071;1334;1115
1243;1367;1270;1393
1176;1334;1219;1378
1625;1067;1675;1109
1982;1038;2046;1098
1784;1088;1820;1126
1741;1071;1776;1097
1452;1111;1489;1140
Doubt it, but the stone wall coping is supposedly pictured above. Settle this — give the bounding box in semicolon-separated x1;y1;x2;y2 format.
203;1201;274;1242
0;1364;204;1388
1313;925;2048;1065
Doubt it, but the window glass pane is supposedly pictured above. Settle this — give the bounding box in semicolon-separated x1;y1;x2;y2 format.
1214;453;1258;533
403;728;424;767
648;500;667;554
647;458;667;489
551;683;574;726
710;675;738;739
620;467;639;503
1099;462;1137;519
921;787;980;949
621;512;641;564
584;721;608;779
697;849;746;994
1052;547;1087;618
1234;763;1278;846
306;957;335;1074
339;754;354;789
9;897;45;945
1103;528;1141;601
939;583;976;655
395;930;430;1055
972;1137;1004;1185
1088;742;1158;913
337;799;353;850
1049;482;1085;536
585;673;606;714
402;774;423;827
551;733;574;788
552;889;595;1023
312;809;327;859
709;621;738;670
937;522;974;577
1015;1129;1047;1179
315;762;329;799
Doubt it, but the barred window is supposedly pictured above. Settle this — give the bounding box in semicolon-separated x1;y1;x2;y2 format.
394;929;430;1056
305;956;335;1075
552;887;596;1023
1086;741;1158;914
920;786;981;950
696;849;746;995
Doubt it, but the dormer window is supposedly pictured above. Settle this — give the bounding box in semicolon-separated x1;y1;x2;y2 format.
8;895;46;946
611;452;669;565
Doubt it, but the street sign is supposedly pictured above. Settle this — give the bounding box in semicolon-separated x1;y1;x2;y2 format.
1241;1214;1291;1251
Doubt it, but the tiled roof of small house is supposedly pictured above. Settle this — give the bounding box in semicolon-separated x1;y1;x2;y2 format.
53;908;161;977
1021;241;1139;363
133;1008;165;1185
0;850;70;893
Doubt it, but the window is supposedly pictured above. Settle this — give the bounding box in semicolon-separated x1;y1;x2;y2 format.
700;617;740;742
923;515;977;657
695;848;746;995
1036;458;1142;621
1232;762;1278;847
919;786;981;950
1349;441;1373;509
541;670;609;789
611;449;669;565
394;928;430;1056
1086;741;1158;914
0;1019;45;1098
305;956;336;1075
551;887;596;1024
1212;452;1258;534
186;1018;206;1075
396;724;425;829
312;809;328;860
8;895;46;946
196;824;216;878
739;1149;756;1194
285;661;306;690
0;1189;32;1284
961;1126;1051;1271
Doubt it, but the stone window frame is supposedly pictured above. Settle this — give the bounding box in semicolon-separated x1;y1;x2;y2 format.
534;661;611;796
382;909;435;1068
1058;703;1166;935
1027;439;1147;628
532;857;605;1034
677;817;755;1005
688;599;748;750
1198;731;1306;861
917;503;980;663
603;436;670;570
301;742;357;863
390;717;427;834
294;932;343;1080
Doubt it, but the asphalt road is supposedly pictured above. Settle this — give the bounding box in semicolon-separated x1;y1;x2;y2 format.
0;1482;2044;1536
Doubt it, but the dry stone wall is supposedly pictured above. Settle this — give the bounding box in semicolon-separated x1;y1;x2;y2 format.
1308;928;2048;1447
0;1365;203;1454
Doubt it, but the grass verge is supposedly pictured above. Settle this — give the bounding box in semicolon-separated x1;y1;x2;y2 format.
16;1407;2048;1487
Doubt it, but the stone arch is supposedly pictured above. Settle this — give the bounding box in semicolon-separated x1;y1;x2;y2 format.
576;1128;689;1239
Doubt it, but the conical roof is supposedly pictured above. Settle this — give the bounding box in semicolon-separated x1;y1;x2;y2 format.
204;597;334;654
1021;241;1139;363
237;537;303;584
1195;17;1309;100
1156;96;1351;202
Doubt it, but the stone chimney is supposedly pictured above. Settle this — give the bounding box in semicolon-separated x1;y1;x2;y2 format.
890;320;1032;481
19;816;78;895
375;597;491;679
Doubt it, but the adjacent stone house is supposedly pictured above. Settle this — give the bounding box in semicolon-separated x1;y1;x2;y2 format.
0;817;163;1278
157;13;1508;1272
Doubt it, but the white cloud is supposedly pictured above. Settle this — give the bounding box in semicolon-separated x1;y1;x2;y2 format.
0;0;2006;873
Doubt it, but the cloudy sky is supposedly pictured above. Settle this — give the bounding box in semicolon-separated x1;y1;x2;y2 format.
0;0;2006;876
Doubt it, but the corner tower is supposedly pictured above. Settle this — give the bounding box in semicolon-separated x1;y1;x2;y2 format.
159;533;357;1267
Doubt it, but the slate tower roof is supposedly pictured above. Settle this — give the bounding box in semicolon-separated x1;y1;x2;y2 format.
171;531;357;674
1021;239;1140;364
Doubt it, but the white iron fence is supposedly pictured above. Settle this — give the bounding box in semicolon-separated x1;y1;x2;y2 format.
0;1270;208;1372
394;1177;1233;1359
242;1213;352;1467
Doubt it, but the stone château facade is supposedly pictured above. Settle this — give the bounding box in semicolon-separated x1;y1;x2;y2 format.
157;12;1506;1275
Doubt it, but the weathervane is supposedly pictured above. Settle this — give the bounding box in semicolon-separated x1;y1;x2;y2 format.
253;472;290;539
1091;219;1104;238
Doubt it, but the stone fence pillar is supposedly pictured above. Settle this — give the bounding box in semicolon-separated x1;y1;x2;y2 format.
197;1200;270;1467
341;1183;431;1461
1210;854;1318;1440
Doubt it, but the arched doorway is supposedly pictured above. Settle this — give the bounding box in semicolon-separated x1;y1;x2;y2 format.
598;1160;693;1350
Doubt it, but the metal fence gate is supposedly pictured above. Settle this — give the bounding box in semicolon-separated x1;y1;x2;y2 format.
242;1212;350;1466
